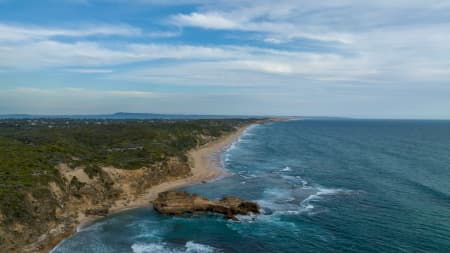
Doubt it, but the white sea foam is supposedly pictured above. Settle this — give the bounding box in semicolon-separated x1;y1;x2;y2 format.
258;199;299;214
257;180;355;217
223;153;231;163
240;174;258;179
242;124;257;135
297;176;309;186
280;175;309;187
222;138;239;165
132;243;173;253
185;241;218;253
314;187;353;198
258;188;301;216
226;134;243;152
263;188;292;200
234;213;258;223
297;186;354;215
132;227;163;241
241;128;255;137
237;170;260;179
224;123;258;154
225;141;237;153
280;166;292;172
226;212;301;238
77;218;109;232
131;241;220;253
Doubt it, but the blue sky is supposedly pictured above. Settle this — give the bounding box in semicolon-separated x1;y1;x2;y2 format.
1;0;450;118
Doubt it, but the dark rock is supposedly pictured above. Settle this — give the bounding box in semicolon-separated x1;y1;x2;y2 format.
153;191;260;220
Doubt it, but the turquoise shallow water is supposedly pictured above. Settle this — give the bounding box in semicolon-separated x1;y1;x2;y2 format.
52;120;450;253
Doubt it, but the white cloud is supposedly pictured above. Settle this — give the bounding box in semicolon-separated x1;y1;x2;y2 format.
0;41;237;68
105;52;377;87
234;60;293;74
172;12;239;29
146;30;181;38
168;0;450;47
165;0;450;83
1;0;450;117
170;11;353;44
0;23;141;42
7;87;155;98
66;68;114;73
2;29;448;84
2;1;450;87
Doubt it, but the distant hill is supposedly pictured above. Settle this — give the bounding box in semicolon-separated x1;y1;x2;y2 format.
0;113;348;120
0;112;263;120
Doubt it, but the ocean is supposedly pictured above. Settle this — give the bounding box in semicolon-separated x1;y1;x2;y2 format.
51;120;450;253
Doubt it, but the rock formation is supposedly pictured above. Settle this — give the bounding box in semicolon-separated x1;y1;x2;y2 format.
153;191;260;220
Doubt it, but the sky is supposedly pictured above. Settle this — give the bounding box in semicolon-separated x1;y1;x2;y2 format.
1;0;450;118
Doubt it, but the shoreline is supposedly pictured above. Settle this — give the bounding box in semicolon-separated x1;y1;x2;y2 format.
79;122;251;227
48;122;256;252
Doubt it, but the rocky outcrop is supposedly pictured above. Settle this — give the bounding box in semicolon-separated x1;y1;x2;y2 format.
153;191;260;220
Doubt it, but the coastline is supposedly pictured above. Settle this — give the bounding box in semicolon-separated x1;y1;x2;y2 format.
81;122;251;226
46;122;256;252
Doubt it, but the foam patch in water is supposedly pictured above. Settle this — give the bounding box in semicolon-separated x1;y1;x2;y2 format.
225;141;237;153
280;166;292;172
131;241;220;253
185;241;218;253
257;180;356;217
297;186;355;215
280;175;309;187
224;124;258;155
132;243;172;253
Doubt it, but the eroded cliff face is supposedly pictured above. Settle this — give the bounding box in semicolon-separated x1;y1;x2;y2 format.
0;157;191;253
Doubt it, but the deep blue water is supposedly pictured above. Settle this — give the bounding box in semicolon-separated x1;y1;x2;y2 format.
52;120;450;253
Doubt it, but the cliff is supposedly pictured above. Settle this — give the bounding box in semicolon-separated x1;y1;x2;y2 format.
3;158;190;252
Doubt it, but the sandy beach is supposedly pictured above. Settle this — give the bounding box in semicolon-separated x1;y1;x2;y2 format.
97;122;252;219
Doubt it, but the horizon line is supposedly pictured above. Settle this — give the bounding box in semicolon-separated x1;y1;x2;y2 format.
1;112;450;120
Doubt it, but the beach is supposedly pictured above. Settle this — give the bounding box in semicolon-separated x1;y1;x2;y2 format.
95;122;251;220
44;122;254;253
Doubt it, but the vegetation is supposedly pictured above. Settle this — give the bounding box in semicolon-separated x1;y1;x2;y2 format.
0;118;253;225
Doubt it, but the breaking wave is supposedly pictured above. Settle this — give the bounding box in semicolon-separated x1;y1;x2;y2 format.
131;241;220;253
255;171;356;217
